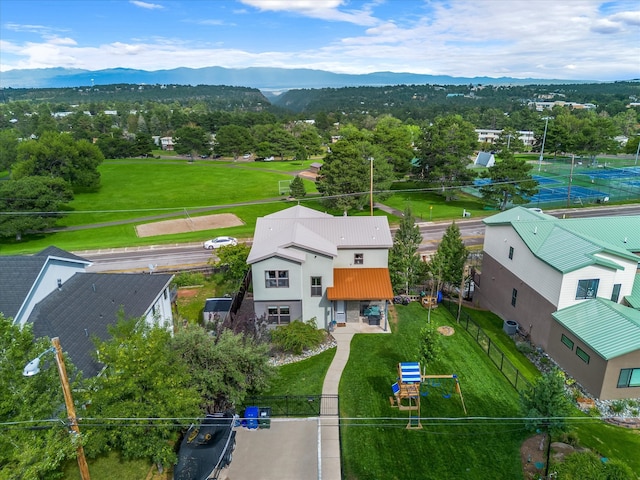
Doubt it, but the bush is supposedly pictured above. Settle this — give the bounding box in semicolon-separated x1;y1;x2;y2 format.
516;342;534;355
610;400;626;414
270;318;325;355
173;272;206;287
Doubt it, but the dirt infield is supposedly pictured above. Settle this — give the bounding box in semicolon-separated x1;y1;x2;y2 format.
135;213;244;237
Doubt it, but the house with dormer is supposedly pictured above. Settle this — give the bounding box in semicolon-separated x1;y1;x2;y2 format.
0;247;175;377
475;207;640;399
247;206;394;330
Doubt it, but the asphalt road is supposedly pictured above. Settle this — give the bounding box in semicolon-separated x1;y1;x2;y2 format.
79;204;640;272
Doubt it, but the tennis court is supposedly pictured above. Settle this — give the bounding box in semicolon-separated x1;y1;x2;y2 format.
528;185;605;204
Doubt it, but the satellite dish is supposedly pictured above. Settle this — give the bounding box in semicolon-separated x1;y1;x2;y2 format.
148;264;157;273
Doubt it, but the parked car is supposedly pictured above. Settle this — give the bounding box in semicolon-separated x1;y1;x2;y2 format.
203;236;238;249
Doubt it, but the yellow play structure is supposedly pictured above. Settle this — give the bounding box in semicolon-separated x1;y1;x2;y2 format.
390;362;467;429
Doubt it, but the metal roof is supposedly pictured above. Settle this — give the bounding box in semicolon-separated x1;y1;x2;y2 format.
326;268;394;300
485;207;640;273
552;298;640;360
248;206;393;264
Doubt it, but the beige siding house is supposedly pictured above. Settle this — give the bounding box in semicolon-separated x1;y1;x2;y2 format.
475;207;640;400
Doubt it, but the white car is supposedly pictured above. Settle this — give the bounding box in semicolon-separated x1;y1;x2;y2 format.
203;236;238;250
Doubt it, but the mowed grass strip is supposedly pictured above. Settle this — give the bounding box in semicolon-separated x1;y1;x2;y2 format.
340;302;529;480
63;160;305;226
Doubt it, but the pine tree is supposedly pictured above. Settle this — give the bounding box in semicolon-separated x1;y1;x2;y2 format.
389;206;425;294
289;175;307;198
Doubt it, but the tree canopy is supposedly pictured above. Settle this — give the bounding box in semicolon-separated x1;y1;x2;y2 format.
86;318;202;468
316;132;394;212
418;114;478;199
0;175;74;240
0;314;80;480
13;131;104;190
479;151;539;210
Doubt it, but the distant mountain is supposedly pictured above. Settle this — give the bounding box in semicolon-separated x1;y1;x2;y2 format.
0;66;594;91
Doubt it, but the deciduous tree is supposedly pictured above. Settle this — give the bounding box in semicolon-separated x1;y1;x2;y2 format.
0;176;73;240
0;314;79;479
418;114;478;199
13;131;104;190
171;326;274;413
479;151;539;210
87;318;202;468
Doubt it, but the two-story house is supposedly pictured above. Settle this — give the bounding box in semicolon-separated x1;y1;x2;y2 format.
247;206;394;330
0;247;175;377
475;207;640;399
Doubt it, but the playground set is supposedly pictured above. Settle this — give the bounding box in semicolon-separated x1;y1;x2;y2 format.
390;362;467;429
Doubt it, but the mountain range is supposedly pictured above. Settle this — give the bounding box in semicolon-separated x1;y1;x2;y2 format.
0;66;594;91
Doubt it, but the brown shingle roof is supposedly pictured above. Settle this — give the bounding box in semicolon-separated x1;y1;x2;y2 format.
327;268;393;301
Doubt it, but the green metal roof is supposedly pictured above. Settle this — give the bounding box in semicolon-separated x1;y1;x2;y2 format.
485;207;640;273
626;273;640;309
553;298;640;360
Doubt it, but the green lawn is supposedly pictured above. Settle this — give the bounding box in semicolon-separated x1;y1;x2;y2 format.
340;302;528;480
338;302;640;480
263;347;337;396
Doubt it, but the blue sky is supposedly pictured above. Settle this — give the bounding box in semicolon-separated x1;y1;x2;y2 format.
1;0;639;80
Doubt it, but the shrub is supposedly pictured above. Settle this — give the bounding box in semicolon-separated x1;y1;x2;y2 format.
173;272;206;287
516;342;534;355
270;318;325;355
610;400;626;414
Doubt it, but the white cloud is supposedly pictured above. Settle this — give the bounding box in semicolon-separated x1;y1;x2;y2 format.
239;0;379;26
130;1;164;10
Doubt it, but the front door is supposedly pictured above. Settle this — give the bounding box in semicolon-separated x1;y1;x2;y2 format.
335;300;346;323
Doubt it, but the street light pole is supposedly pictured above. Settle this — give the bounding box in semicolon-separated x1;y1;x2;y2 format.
635;135;640;166
538;116;551;172
24;337;91;480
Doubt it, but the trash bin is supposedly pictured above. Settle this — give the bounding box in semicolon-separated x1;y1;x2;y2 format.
244;406;259;430
258;407;271;429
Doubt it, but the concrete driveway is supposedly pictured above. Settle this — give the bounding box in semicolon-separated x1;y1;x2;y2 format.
220;418;320;480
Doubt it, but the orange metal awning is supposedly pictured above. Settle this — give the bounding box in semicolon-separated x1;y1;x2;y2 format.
327;268;394;301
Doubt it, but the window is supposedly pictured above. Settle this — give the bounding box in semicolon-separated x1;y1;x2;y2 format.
511;288;517;307
575;279;599;299
611;284;621;303
561;334;574;350
265;270;289;288
617;368;640;388
311;276;322;297
508;246;514;260
576;347;590;364
267;305;291;325
354;253;364;265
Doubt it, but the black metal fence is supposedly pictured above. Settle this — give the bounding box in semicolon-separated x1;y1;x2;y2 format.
442;301;531;395
240;395;339;417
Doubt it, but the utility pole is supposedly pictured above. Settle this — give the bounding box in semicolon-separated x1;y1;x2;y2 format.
52;337;91;480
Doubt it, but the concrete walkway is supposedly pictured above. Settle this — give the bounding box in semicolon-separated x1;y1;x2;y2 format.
221;320;390;480
319;320;392;479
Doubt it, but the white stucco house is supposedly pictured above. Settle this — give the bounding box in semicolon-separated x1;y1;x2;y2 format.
247;206;394;330
474;207;640;400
